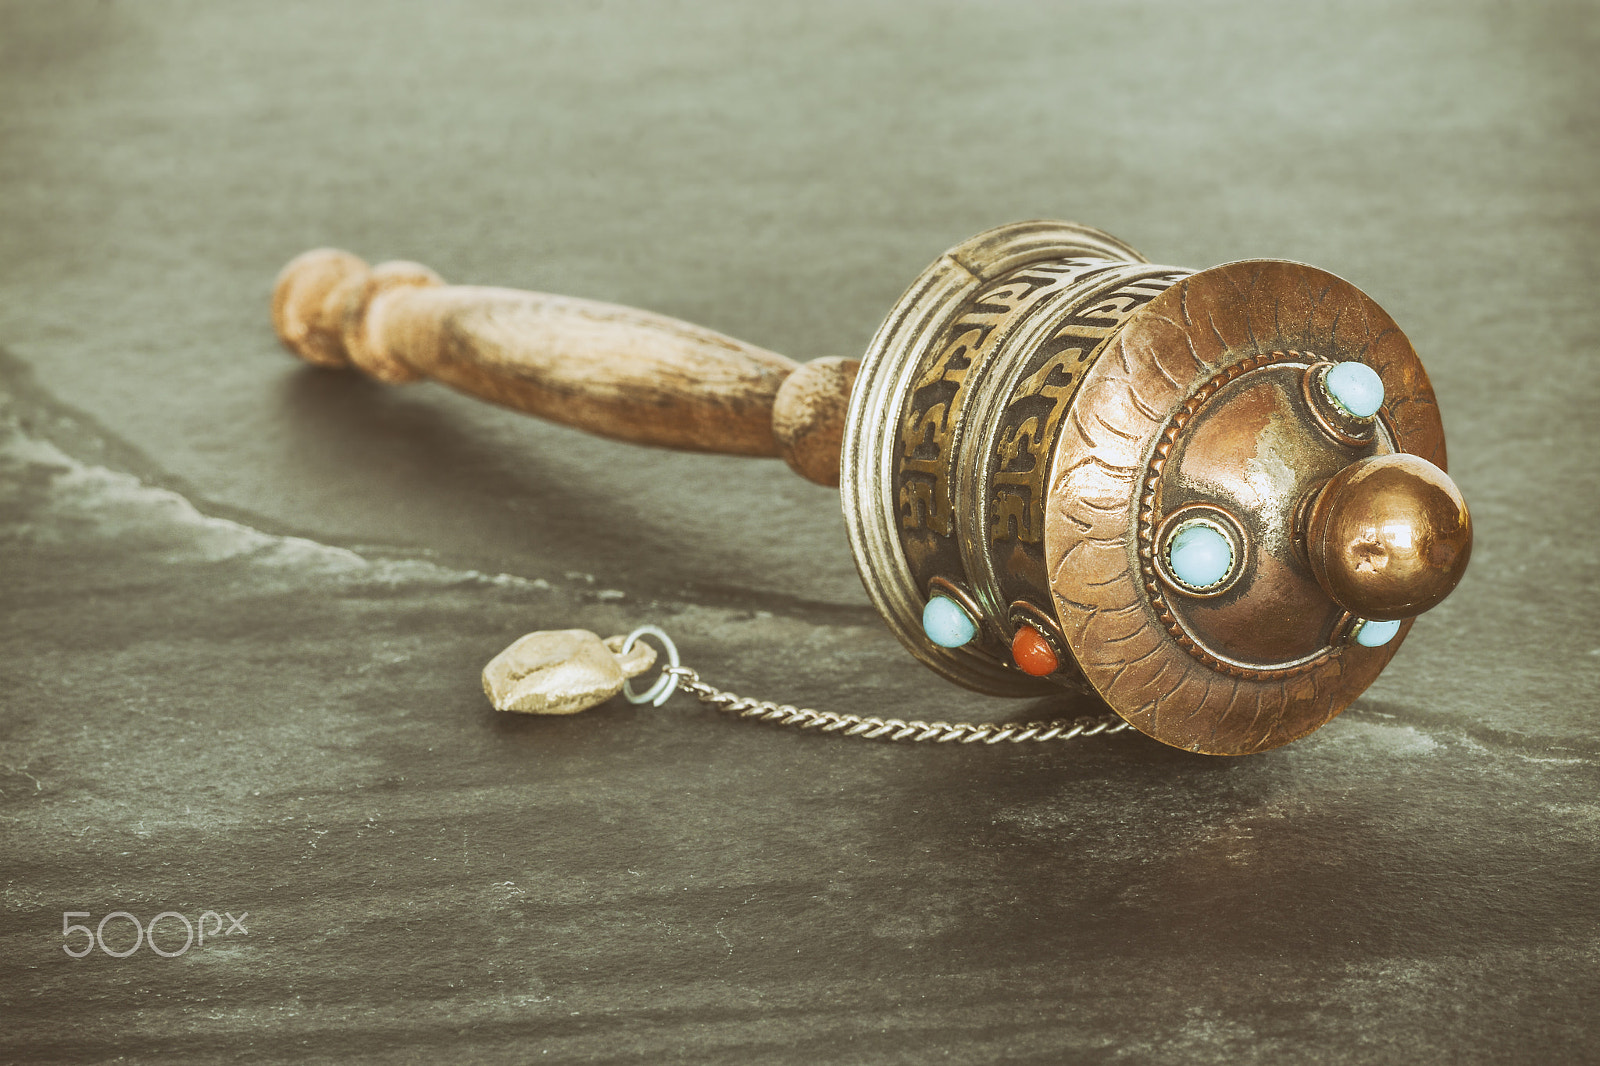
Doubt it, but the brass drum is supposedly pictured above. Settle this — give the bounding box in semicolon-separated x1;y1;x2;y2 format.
841;221;1466;755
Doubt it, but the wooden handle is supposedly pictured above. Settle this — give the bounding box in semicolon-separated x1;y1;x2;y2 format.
270;248;857;485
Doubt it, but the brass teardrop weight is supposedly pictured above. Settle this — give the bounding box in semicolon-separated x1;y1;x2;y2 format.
842;221;1470;755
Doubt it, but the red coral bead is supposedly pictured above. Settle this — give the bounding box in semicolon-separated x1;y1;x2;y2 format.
1012;626;1059;676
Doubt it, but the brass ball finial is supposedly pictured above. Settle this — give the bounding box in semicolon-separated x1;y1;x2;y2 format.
1302;452;1472;622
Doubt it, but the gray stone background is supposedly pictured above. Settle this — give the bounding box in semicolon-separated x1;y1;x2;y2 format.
1;2;1595;1062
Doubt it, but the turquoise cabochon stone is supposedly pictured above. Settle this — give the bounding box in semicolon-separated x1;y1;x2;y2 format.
1325;361;1385;419
922;595;977;648
1354;617;1403;647
1167;522;1233;590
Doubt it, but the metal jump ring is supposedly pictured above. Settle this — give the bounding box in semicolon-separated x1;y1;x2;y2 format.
620;625;682;707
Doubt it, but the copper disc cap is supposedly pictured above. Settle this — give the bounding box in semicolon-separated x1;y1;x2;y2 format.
1043;261;1449;755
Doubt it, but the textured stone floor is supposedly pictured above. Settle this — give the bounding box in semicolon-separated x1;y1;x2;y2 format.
1;2;1596;1062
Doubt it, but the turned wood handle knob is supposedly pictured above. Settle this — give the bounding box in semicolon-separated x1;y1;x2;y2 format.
270;248;858;486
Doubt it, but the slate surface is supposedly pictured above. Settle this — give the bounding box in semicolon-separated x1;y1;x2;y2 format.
1;2;1596;1063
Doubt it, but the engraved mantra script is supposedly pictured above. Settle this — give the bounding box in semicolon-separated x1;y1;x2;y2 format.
896;259;1113;537
987;270;1188;550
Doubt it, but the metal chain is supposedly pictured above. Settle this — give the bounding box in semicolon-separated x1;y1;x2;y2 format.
663;666;1135;745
